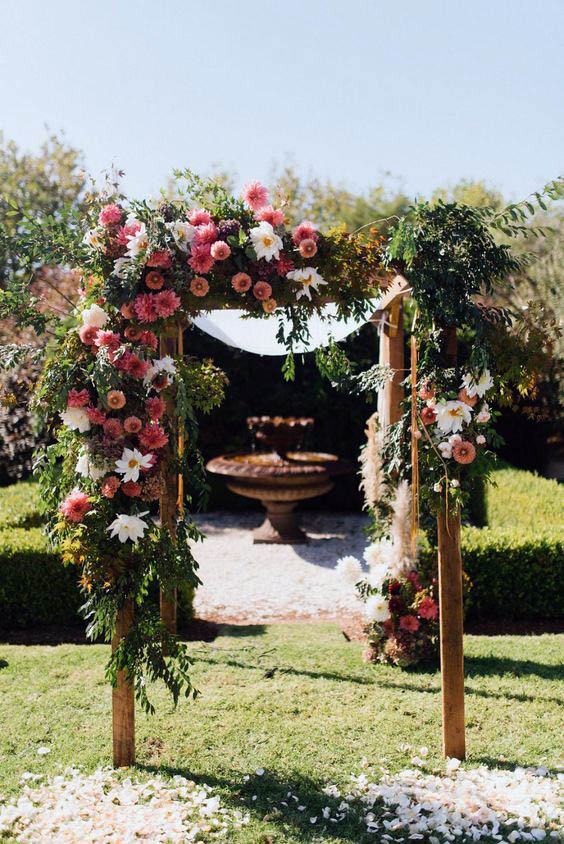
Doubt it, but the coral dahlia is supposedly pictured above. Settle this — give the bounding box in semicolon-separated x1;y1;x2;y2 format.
190;276;209;297
242;181;269;211
60;491;91;523
252;281;272;301
67;388;91;408
452;440;476;464
231;272;252;293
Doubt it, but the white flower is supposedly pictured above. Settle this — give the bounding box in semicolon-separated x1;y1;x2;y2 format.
435;400;473;434
476;434;486;445
76;451;108;481
126;222;148;257
335;555;363;584
438;441;452;459
476;403;491;424
364;594;390;623
82;228;104;250
81;303;108;328
60;407;91;433
433;482;442;493
115;448;154;483
107;512;149;544
286;267;328;301
363;539;395;570
367;563;389;590
450;478;460;488
461;369;494;398
167;221;195;252
249;221;283;262
144;355;176;384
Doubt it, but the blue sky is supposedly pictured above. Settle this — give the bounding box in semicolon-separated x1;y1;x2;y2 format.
1;0;562;202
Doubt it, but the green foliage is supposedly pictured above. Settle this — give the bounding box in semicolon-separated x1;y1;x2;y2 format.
0;527;82;628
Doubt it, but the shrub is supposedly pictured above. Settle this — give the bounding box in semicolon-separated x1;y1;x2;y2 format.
0;528;82;628
0;482;196;629
420;465;564;620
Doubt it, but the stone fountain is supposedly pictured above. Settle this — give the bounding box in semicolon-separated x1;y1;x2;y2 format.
206;416;351;544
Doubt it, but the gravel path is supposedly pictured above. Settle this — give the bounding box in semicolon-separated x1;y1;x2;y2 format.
193;511;368;624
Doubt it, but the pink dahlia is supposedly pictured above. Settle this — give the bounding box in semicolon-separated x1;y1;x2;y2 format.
138;423;169;450
140;330;158;351
292;220;318;245
418;597;439;620
190;276;209;297
95;330;121;352
127;355;150;380
154;289;181;318
147;250;173;269
188;208;212;226
121;480;142;497
255;205;285;226
242;181;269;211
252;281;272;301
299;238;317;258
86;406;106;425
399;615;420;633
188;245;215;275
116;222;141;246
78;325;98;345
231;272;252;293
134;293;159;323
145;271;164;290
120;302;136;319
103;418;123;439
101;475;120;498
113;350;134;373
98;204;123;227
67;388;91;408
124;415;143;434
193;222;218;246
210;240;231;261
275;255;295;276
60;491;91;523
146;396;166;420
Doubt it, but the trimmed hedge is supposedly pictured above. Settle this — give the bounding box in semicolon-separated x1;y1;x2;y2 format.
420;465;564;620
0;465;562;626
0;528;82;628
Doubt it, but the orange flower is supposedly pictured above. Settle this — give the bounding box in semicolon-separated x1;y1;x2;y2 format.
458;388;478;407
107;390;126;410
452;440;476;464
145;271;164;290
262;298;277;314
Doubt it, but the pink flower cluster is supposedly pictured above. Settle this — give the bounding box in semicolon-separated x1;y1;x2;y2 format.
133;290;181;323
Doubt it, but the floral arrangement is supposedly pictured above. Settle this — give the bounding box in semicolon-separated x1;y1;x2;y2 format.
79;171;385;346
337;480;439;668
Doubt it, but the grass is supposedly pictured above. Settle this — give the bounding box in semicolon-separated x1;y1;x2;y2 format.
1;624;562;842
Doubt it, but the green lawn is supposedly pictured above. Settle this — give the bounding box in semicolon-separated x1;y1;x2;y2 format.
1;624;562;842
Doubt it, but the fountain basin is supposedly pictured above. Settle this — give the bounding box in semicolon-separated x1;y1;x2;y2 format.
207;451;351;544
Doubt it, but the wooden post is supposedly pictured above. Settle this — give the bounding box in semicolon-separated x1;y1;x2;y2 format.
159;328;178;635
379;298;405;425
437;326;466;759
112;599;135;766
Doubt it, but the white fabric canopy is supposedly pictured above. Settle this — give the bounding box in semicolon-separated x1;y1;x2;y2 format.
192;301;380;356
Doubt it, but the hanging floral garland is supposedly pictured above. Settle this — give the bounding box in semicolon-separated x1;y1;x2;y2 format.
6;171;387;710
334;184;562;668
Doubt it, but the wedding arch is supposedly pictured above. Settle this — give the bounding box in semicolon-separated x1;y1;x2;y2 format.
4;169;560;768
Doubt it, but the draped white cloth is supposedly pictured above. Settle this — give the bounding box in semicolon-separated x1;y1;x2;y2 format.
192;301;380;356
